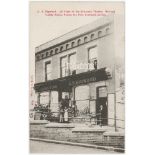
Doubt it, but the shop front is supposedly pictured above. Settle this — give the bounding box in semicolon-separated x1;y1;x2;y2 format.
34;68;112;125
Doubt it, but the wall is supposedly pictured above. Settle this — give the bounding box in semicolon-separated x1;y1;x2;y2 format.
35;23;114;84
30;123;125;149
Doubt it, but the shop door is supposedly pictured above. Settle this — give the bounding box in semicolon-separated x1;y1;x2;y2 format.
96;86;108;125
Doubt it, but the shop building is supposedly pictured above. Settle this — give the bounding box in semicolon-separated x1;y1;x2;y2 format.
34;17;119;126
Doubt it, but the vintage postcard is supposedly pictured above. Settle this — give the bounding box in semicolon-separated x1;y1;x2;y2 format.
29;1;125;153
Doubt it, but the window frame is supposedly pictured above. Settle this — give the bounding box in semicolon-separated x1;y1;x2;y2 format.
88;45;98;70
68;52;76;75
60;55;68;78
45;61;51;81
60;52;76;77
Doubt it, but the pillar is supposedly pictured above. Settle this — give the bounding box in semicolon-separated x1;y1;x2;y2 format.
37;92;40;105
49;90;51;108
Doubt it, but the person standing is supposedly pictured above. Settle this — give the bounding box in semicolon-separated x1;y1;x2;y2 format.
99;105;104;126
59;106;64;123
64;95;69;108
64;106;69;123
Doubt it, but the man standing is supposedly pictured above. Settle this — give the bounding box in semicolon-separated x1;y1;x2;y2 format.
99;105;104;126
59;105;64;123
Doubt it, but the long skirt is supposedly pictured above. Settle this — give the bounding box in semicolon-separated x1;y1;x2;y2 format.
64;111;68;122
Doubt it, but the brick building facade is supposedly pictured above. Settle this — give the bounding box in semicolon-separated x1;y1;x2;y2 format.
33;16;124;128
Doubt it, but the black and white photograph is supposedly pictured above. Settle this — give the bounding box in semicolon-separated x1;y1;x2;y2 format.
2;0;155;155
29;1;125;153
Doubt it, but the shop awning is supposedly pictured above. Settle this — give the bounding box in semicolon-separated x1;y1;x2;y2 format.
34;68;111;92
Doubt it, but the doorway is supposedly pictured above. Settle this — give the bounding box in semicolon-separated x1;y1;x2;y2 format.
96;86;108;125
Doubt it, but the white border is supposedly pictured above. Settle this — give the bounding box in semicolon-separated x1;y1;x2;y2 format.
1;0;155;155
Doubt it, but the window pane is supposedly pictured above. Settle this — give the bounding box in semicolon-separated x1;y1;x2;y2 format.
75;86;89;100
75;86;90;117
46;64;51;73
61;67;66;77
61;56;67;67
50;91;59;116
88;47;97;70
99;87;107;97
69;54;76;65
47;73;51;80
40;92;49;105
90;100;96;114
61;56;67;77
89;47;97;60
45;62;51;80
69;54;76;74
76;100;89;116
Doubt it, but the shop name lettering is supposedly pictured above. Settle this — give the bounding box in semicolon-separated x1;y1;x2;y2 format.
69;77;96;86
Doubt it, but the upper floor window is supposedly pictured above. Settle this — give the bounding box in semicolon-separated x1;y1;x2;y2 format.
60;53;76;77
45;61;51;81
60;56;68;77
69;53;76;75
88;46;98;70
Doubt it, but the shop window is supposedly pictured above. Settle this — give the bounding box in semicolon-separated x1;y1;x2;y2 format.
75;85;90;116
50;91;59;116
88;46;98;70
60;56;68;77
69;53;76;75
45;61;51;81
40;92;49;105
62;92;70;99
90;100;96;114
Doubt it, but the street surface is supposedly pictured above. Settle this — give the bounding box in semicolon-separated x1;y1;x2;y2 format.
30;140;114;154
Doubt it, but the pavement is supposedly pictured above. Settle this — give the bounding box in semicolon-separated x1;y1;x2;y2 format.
30;138;124;153
30;140;115;154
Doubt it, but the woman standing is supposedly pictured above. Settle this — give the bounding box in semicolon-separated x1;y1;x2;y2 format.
64;107;69;123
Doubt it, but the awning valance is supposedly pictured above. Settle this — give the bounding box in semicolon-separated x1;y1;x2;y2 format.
34;68;111;92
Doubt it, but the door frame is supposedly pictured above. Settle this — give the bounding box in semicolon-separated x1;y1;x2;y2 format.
96;86;108;125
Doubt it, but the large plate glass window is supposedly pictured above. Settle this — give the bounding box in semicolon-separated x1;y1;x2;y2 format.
75;85;89;116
